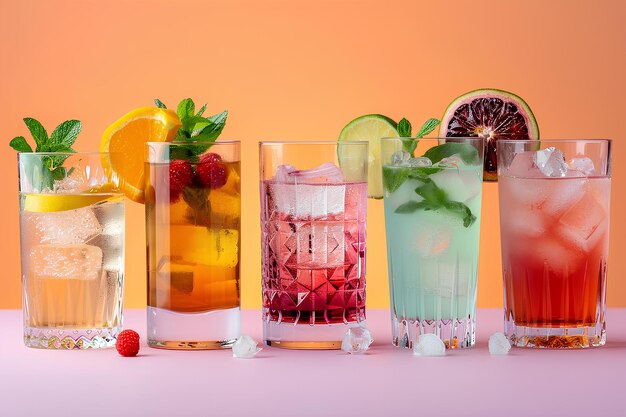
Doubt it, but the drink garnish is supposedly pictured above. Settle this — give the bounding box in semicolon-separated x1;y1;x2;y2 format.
9;117;81;190
115;329;140;357
153;98;228;161
398;117;440;155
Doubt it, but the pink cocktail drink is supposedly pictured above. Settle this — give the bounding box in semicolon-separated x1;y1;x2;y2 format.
497;141;611;348
260;142;368;349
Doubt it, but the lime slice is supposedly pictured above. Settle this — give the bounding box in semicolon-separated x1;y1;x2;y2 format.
338;114;399;198
24;193;122;213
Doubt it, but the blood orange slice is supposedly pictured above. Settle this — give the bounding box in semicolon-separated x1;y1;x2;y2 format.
438;88;539;181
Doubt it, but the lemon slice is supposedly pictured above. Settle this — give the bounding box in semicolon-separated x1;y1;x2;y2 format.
101;107;181;203
338;114;400;198
24;193;123;212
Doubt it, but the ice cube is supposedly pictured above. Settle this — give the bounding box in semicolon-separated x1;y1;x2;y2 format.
501;207;548;238
274;164;298;183
533;147;568;177
31;207;102;245
407;157;433;168
507;151;539;177
436;154;464;167
289;162;345;183
29;244;103;280
556;190;608;252
341;325;373;354
430;168;481;203
270;183;346;218
488;332;512;355
413;223;451;258
540;177;587;218
413;333;446;356
569;157;596;176
232;335;262;358
392;151;411;166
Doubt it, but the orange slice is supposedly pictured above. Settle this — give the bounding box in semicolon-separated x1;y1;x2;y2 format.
101;107;181;203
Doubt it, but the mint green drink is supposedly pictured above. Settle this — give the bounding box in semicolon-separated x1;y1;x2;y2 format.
381;138;484;349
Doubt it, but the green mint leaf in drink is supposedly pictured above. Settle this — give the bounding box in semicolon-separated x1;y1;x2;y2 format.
398;118;412;137
182;186;211;225
49;120;81;147
413;180;446;205
423;142;479;164
9;136;33;153
444;200;476;227
416;118;440;138
382;166;410;194
154;98;167;109
395;200;435;214
23;117;48;149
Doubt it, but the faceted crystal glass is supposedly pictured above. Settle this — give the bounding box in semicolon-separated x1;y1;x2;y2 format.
260;141;368;349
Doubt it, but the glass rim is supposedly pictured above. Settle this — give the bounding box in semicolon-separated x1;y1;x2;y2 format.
146;140;240;145
259;140;368;145
496;139;612;144
17;151;113;156
381;136;483;141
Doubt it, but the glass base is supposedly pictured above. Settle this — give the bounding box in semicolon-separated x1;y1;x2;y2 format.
263;319;364;350
391;314;475;349
24;325;120;349
147;306;240;350
505;319;605;349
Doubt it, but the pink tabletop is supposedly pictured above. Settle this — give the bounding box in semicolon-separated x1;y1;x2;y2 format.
1;309;624;417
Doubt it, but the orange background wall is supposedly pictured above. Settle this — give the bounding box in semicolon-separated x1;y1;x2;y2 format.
1;0;624;310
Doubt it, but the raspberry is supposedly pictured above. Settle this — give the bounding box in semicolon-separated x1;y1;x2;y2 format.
169;160;193;202
199;152;222;165
116;329;140;357
195;158;228;189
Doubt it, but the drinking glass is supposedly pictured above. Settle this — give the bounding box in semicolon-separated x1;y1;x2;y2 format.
497;139;611;348
260;141;368;349
145;141;241;349
381;137;484;349
18;152;125;349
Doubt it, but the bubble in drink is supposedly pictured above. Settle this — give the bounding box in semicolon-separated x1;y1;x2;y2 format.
30;244;103;280
29;207;102;245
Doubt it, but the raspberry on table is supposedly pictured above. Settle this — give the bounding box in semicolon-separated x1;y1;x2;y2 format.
116;329;140;357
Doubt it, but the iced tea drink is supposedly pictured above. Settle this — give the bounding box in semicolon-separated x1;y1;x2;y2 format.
497;140;611;348
145;141;240;349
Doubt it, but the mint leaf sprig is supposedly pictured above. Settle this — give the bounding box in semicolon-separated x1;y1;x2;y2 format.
153;98;228;161
9;118;81;190
395;177;476;228
399;118;440;156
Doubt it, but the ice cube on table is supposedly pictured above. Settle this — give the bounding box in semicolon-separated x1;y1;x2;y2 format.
232;335;262;358
29;207;102;245
569;157;596;176
413;333;446;356
533;147;568;177
488;332;512;355
29;244;103;280
341;325;373;354
392;151;411;166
